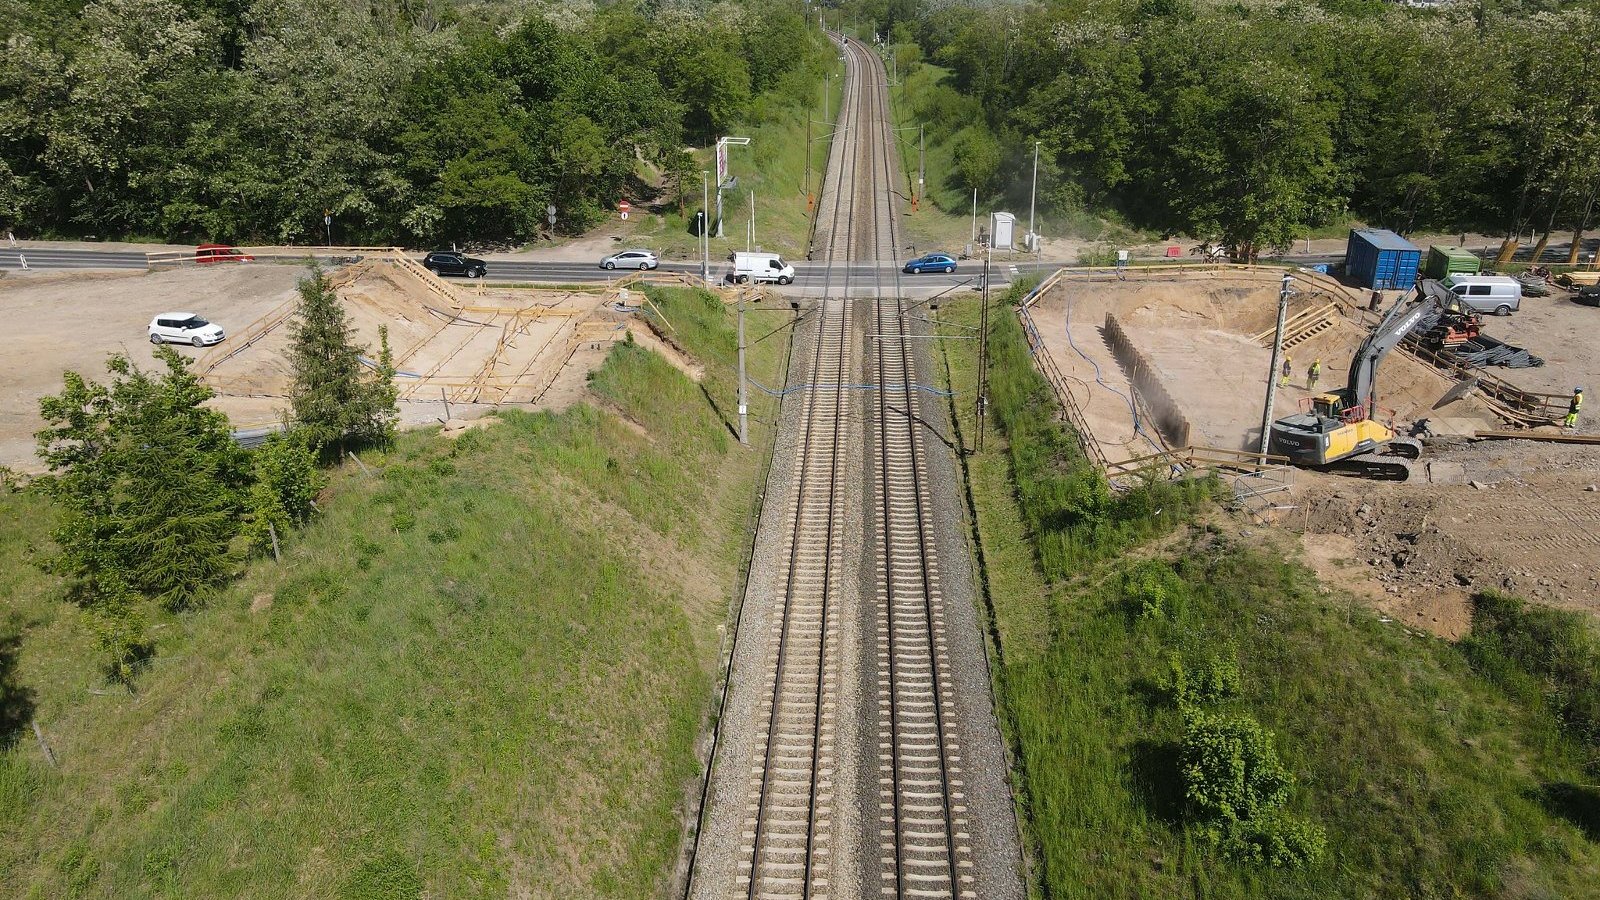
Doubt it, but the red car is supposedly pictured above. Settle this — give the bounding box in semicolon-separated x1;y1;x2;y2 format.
195;244;253;263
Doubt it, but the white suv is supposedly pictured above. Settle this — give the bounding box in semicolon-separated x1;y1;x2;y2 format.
148;312;225;347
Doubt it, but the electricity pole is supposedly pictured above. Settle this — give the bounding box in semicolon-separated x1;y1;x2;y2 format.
700;170;710;286
976;246;992;453
737;294;748;444
1028;141;1040;250
918;124;925;208
1258;272;1293;463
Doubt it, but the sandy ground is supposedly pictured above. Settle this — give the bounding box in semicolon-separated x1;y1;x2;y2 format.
1025;271;1500;461
1021;269;1600;631
1476;290;1599;408
0;266;305;470
1;262;639;473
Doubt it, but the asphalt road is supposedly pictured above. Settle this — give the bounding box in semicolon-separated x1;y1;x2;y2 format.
0;247;1346;294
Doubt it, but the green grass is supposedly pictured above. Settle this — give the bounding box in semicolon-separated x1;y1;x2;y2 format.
0;289;791;898
936;294;1600;898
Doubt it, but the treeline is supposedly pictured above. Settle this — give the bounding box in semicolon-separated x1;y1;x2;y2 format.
873;0;1600;258
0;0;829;244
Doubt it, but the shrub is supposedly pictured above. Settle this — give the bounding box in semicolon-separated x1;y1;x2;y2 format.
244;431;325;555
1180;707;1325;867
1165;649;1241;707
1124;559;1183;618
1463;591;1600;752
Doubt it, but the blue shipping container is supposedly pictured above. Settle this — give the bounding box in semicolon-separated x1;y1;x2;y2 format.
1345;228;1421;291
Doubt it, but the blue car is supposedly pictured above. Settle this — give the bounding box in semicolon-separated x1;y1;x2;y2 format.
903;252;957;274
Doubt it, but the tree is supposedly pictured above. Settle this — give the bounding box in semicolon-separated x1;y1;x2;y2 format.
288;268;398;456
35;348;247;679
953;124;1001;195
243;430;324;555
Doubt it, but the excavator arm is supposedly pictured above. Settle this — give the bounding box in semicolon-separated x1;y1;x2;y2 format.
1345;280;1451;415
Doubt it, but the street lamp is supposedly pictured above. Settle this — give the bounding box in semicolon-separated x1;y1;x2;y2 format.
714;136;751;239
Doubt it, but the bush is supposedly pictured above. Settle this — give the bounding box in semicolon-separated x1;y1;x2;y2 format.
1124;559;1183;618
1180;707;1325;867
243;431;325;556
1164;649;1241;707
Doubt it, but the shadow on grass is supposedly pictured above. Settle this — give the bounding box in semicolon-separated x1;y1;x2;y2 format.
1128;737;1186;827
700;383;739;441
0;624;35;749
1540;782;1600;841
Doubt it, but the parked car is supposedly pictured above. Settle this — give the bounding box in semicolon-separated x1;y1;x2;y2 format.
195;244;253;263
1440;273;1521;316
1574;283;1600;307
600;249;659;270
423;250;487;278
903;252;957;274
148;312;225;347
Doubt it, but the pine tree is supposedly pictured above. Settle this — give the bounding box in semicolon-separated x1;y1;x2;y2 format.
35;348;247;678
288;268;399;456
289;267;368;455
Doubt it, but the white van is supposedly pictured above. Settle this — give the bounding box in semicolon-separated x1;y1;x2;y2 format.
732;252;794;285
1440;274;1522;316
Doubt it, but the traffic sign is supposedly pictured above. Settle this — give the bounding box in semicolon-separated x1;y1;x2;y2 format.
619;200;631;220
546;204;557;226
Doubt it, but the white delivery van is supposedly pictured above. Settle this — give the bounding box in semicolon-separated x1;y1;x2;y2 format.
1440;274;1522;316
732;251;794;285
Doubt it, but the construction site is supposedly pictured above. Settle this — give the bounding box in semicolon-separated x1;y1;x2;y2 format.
1018;266;1599;635
0;253;707;472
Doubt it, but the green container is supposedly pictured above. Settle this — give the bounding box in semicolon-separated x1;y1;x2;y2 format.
1424;245;1481;280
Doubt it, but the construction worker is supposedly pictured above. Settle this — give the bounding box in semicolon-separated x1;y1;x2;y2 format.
1567;388;1584;429
1280;355;1292;388
1307;358;1322;392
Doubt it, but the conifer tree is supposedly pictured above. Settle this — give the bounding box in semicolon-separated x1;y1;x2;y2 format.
288;268;399;456
35;348;246;679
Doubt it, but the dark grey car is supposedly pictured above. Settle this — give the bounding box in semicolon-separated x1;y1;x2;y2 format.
423;250;487;278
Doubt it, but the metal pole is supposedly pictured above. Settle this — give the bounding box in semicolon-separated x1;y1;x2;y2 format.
1028;141;1039;246
748;189;754;252
1257;272;1293;462
976;247;992;453
918;124;925;206
971;188;977;243
700;170;710;286
738;295;748;445
823;74;830;126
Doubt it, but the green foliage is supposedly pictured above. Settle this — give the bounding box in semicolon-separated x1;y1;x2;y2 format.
1;0;831;243
1463;591;1600;755
289;269;398;456
951;124;1000;194
1164;649;1241;708
243;431;325;555
33;348;245;676
1124;558;1183;619
1181;708;1292;825
909;3;1600;247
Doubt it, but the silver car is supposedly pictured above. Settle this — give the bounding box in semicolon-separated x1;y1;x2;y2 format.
600;249;659;271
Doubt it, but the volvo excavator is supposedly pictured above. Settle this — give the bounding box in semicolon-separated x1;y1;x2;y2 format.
1267;280;1460;480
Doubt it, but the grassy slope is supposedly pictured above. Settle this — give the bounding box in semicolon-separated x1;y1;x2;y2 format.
0;287;789;898
936;294;1600;898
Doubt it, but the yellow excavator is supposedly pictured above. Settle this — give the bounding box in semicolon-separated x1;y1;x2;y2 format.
1266;282;1456;480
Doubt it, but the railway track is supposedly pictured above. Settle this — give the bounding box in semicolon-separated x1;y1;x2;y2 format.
699;31;982;900
858;36;971;900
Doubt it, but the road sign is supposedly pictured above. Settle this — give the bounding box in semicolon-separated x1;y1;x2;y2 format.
716;142;728;186
324;214;332;226
546;204;557;226
619;200;630;220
